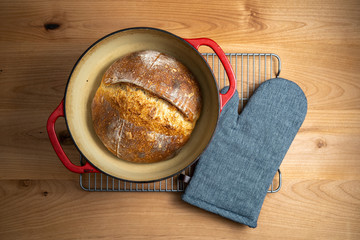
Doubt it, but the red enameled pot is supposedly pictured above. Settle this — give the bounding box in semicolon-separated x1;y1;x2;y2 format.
47;27;236;182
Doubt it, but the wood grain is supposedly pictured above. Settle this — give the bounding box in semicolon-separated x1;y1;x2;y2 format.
0;0;360;239
0;179;359;240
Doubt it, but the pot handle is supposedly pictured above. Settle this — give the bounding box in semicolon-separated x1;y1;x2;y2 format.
46;99;99;173
185;38;236;111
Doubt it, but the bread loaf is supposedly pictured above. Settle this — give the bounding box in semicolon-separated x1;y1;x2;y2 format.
91;50;202;163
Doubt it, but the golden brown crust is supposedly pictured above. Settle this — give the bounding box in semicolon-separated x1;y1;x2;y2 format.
91;50;202;163
102;50;201;122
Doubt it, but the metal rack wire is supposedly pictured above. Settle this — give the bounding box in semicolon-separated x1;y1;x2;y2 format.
80;52;282;192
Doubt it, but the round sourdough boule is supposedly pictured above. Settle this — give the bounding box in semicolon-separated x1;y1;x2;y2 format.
91;50;202;163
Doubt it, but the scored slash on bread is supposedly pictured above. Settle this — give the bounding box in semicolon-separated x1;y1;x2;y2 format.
103;50;201;121
91;50;202;163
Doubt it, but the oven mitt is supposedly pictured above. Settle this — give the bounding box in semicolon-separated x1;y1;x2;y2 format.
182;78;307;228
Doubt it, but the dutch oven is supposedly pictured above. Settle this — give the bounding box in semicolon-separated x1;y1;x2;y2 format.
47;27;236;182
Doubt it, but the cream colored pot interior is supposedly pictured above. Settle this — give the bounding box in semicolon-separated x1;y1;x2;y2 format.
65;28;219;182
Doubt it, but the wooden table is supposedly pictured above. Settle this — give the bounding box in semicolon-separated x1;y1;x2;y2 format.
1;0;359;239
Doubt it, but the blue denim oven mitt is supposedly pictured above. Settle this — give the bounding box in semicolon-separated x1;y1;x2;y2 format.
182;78;307;228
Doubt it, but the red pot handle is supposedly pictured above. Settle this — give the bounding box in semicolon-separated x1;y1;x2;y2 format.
46;100;99;173
185;38;236;111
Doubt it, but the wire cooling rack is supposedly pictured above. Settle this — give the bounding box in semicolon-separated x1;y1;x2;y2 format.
80;52;282;192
